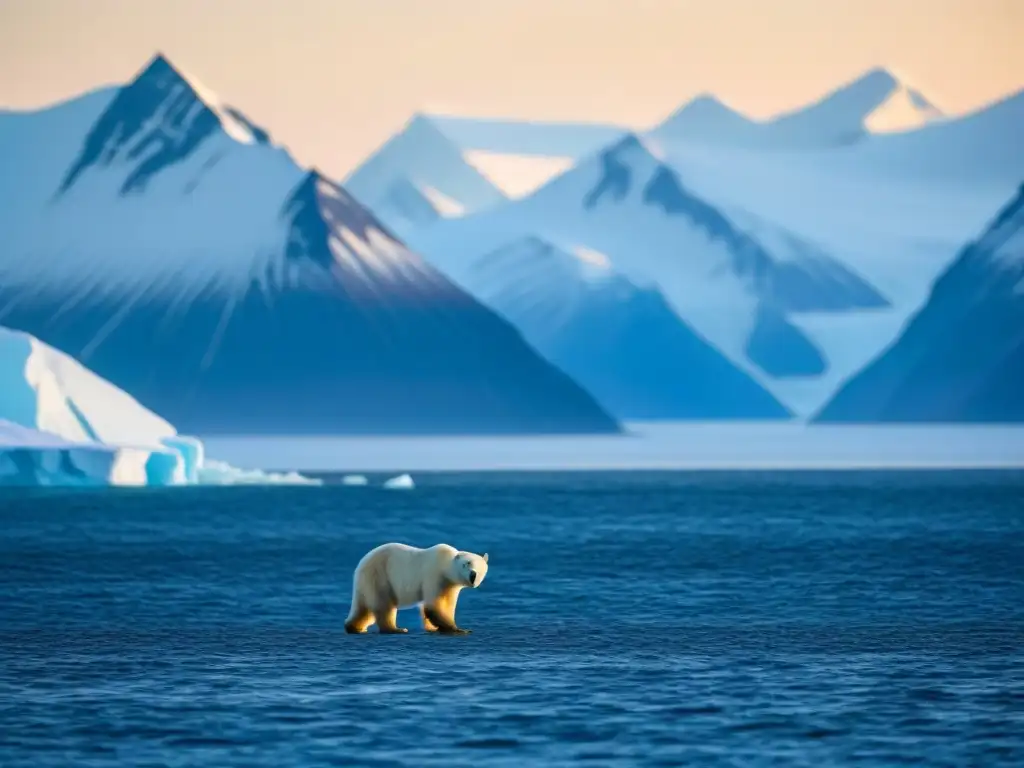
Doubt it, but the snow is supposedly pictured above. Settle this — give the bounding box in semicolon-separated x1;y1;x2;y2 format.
157;55;262;145
0;106;303;301
758;67;944;147
862;73;945;133
422;67;945;162
417;184;465;217
649;94;759;146
343;114;507;222
411;136;765;323
0;56;452;325
0;326;319;487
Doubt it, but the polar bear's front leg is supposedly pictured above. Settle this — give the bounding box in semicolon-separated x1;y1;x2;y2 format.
423;585;470;635
420;604;439;632
374;604;408;634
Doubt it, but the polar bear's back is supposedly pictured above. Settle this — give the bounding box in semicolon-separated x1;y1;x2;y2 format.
355;542;456;608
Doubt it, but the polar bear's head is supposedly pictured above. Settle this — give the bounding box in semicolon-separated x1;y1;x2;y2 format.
450;550;489;588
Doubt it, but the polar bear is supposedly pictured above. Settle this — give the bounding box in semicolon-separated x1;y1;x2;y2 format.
344;543;489;635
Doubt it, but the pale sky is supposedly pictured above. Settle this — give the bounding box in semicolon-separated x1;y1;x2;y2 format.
0;0;1021;178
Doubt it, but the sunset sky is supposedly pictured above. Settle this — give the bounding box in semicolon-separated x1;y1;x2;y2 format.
1;0;1021;178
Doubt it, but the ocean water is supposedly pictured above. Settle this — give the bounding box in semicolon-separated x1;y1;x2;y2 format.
1;470;1023;767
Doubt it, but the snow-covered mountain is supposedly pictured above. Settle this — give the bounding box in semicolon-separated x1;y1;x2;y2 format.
648;94;759;146
0;53;619;436
762;67;944;146
343;113;507;234
462;236;791;420
409;132;891;414
651;68;943;150
816;184;1024;423
420;68;943;161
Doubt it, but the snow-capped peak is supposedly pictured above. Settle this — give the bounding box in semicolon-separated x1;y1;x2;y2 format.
574;133;666;208
279;169;444;293
651;93;756;143
59;52;275;195
135;53;270;145
856;66;945;133
343;111;506;223
767;65;944;142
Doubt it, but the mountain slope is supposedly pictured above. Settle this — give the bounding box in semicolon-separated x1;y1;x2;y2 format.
343;113;506;231
0;53;619;436
816;184;1024;422
463;237;791;420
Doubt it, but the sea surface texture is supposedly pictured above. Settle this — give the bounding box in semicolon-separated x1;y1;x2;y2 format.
2;471;1023;767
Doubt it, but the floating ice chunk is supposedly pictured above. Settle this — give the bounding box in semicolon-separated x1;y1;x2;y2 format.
197;459;322;486
383;473;415;490
341;474;369;486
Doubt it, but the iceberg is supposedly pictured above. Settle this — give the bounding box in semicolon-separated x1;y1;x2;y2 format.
341;474;369;486
0;419;185;487
0;327;319;487
383;473;415;490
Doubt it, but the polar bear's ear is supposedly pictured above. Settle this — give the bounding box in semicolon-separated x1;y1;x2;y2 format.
482;553;489;563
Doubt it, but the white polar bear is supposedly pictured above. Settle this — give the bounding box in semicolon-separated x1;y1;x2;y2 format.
344;542;489;635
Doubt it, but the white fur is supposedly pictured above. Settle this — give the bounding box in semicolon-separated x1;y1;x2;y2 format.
344;542;488;634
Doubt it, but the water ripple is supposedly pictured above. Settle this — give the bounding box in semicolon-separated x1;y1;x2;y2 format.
1;470;1023;766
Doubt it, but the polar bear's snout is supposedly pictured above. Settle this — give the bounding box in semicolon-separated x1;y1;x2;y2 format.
469;569;478;586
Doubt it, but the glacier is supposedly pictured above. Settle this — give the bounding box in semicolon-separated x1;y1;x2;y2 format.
0;326;319;487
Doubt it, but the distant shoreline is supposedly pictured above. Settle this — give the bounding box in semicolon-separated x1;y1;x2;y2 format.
201;422;1024;474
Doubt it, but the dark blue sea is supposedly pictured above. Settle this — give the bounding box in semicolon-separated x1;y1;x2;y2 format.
2;470;1023;767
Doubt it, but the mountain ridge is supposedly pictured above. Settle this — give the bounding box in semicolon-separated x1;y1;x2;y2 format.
0;52;621;436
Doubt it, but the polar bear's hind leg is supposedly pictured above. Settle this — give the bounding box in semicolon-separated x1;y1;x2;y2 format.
344;599;374;634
